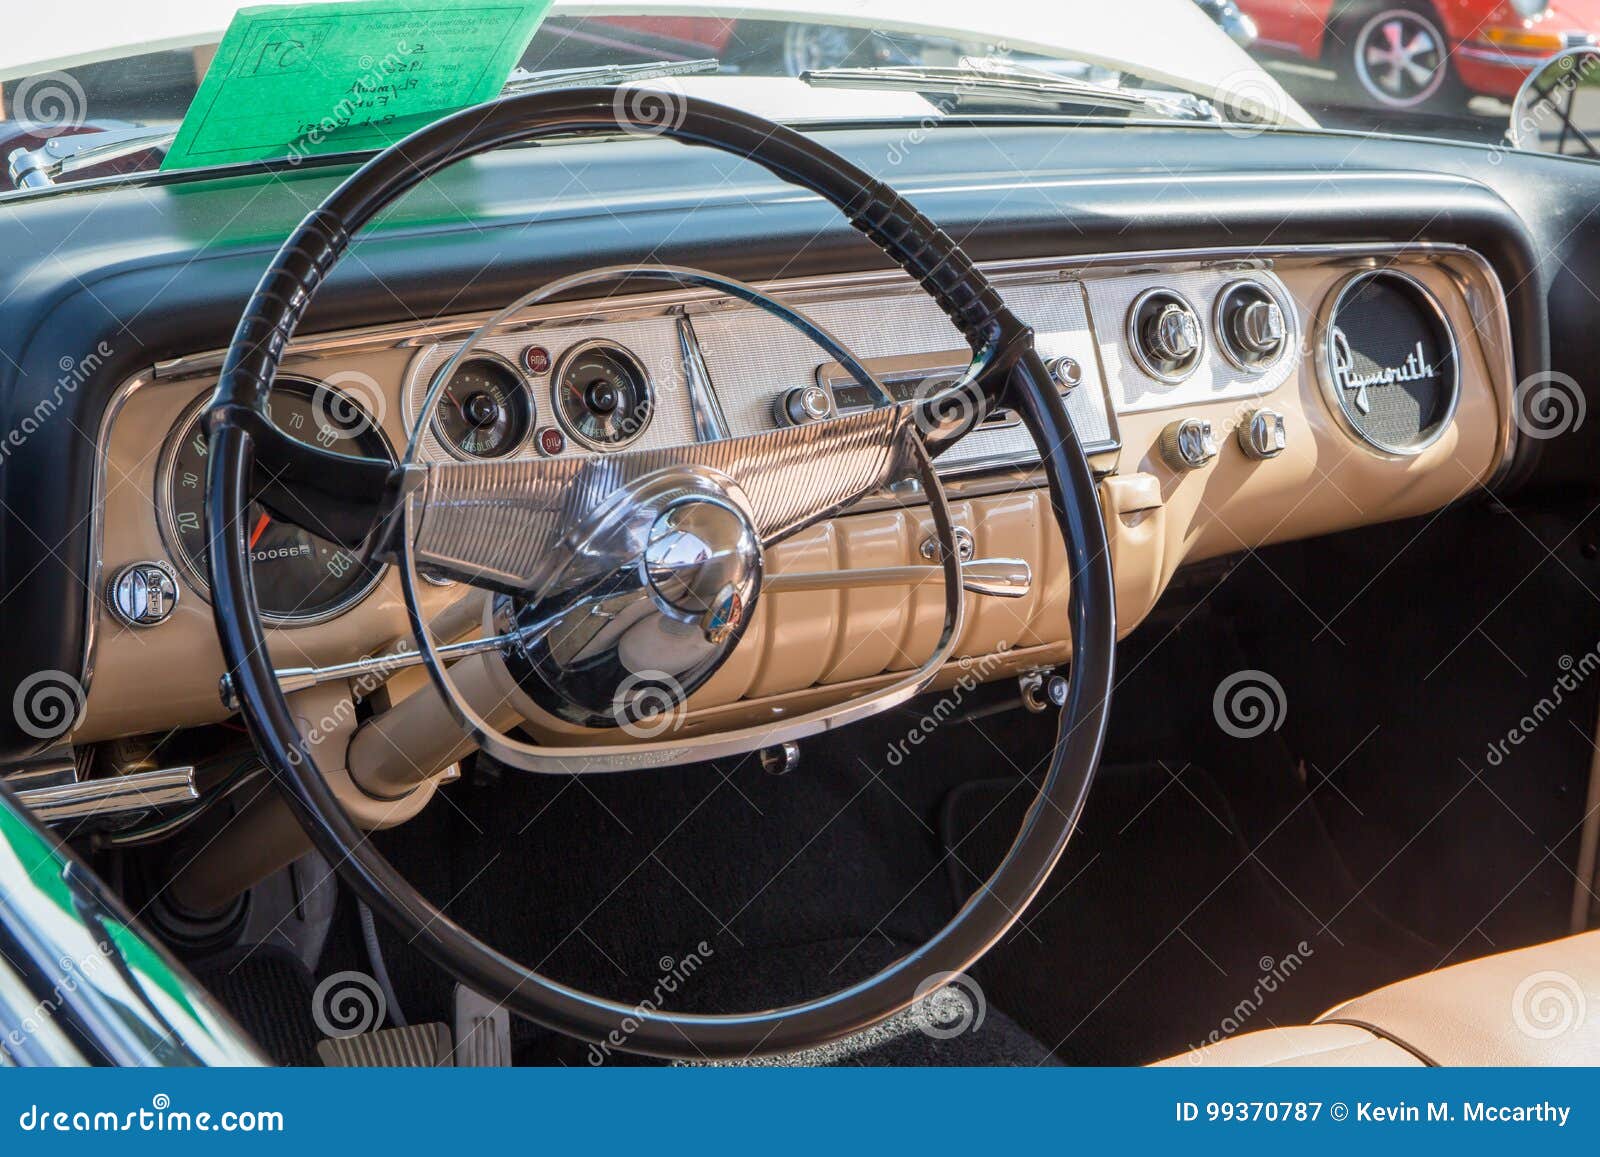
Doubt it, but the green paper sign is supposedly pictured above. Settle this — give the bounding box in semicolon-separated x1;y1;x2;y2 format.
161;0;552;171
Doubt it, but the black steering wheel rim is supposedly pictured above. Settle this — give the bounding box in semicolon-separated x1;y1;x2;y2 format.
204;89;1115;1060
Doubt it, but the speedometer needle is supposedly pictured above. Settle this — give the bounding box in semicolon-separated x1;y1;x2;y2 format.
248;512;271;549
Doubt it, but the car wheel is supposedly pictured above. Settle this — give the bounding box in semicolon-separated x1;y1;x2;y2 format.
1339;2;1461;110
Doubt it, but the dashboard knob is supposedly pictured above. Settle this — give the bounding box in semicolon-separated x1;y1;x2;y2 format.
1049;356;1083;390
1158;418;1218;472
1147;303;1202;363
106;561;179;627
775;384;833;426
1234;299;1286;355
1237;408;1288;460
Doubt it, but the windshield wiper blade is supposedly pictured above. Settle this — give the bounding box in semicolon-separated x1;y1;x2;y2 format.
802;61;1221;123
502;56;718;93
8;57;721;190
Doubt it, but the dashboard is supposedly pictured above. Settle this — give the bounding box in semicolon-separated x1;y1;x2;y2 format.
78;241;1517;780
0;119;1580;780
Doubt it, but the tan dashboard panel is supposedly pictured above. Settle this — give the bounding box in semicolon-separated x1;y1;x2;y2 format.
77;245;1516;755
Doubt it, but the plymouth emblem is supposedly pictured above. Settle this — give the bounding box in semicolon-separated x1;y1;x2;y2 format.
1331;329;1437;415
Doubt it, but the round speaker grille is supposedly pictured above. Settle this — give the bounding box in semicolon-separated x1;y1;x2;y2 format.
1323;271;1458;455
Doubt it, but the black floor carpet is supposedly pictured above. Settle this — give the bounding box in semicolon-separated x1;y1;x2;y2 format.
364;689;1066;1065
194;947;320;1067
940;763;1426;1065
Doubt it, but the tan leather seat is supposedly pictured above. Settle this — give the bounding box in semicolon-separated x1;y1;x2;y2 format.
1156;930;1600;1067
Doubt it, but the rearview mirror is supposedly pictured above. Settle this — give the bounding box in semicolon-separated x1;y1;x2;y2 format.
1510;48;1600;156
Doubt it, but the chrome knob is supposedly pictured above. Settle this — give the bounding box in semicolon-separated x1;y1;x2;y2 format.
1234;299;1286;355
1049;356;1083;390
1237;408;1287;460
1147;303;1202;363
774;384;833;426
1158;418;1218;472
106;561;179;627
642;496;761;644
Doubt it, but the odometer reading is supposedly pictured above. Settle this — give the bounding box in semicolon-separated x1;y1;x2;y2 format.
161;379;390;625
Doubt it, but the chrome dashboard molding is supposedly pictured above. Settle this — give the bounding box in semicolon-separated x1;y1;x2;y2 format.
676;314;732;441
89;241;1519;718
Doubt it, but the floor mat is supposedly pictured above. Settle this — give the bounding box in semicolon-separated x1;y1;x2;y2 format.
194;946;321;1066
941;763;1419;1065
524;938;1058;1066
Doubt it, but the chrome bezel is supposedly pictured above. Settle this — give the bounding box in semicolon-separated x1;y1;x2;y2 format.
1125;287;1205;384
1314;269;1461;459
425;349;536;461
1212;277;1293;374
155;377;391;627
550;338;655;452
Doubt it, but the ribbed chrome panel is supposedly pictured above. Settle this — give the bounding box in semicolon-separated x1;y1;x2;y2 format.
411;405;917;592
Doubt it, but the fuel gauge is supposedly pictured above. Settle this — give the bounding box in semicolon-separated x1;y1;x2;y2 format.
430;354;534;459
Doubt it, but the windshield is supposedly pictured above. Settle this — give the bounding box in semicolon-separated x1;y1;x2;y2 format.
0;0;1565;191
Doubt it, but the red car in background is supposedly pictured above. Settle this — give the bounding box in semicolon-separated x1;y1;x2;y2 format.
1238;0;1595;109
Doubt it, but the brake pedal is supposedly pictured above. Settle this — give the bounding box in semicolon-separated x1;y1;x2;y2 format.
315;1023;452;1067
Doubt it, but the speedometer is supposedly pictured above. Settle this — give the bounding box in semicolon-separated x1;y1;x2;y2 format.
159;377;391;626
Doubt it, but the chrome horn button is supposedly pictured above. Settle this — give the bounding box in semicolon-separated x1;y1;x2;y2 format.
641;495;761;645
495;467;765;730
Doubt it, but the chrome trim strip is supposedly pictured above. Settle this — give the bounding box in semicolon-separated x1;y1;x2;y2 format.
17;766;198;828
676;314;732;441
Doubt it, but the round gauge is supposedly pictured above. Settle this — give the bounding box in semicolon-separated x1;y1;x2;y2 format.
160;378;391;626
429;354;534;460
552;340;653;450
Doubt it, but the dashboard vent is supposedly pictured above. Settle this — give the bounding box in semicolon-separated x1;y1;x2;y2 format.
1320;270;1459;456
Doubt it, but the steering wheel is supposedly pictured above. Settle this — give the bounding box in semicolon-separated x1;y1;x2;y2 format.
203;89;1115;1060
